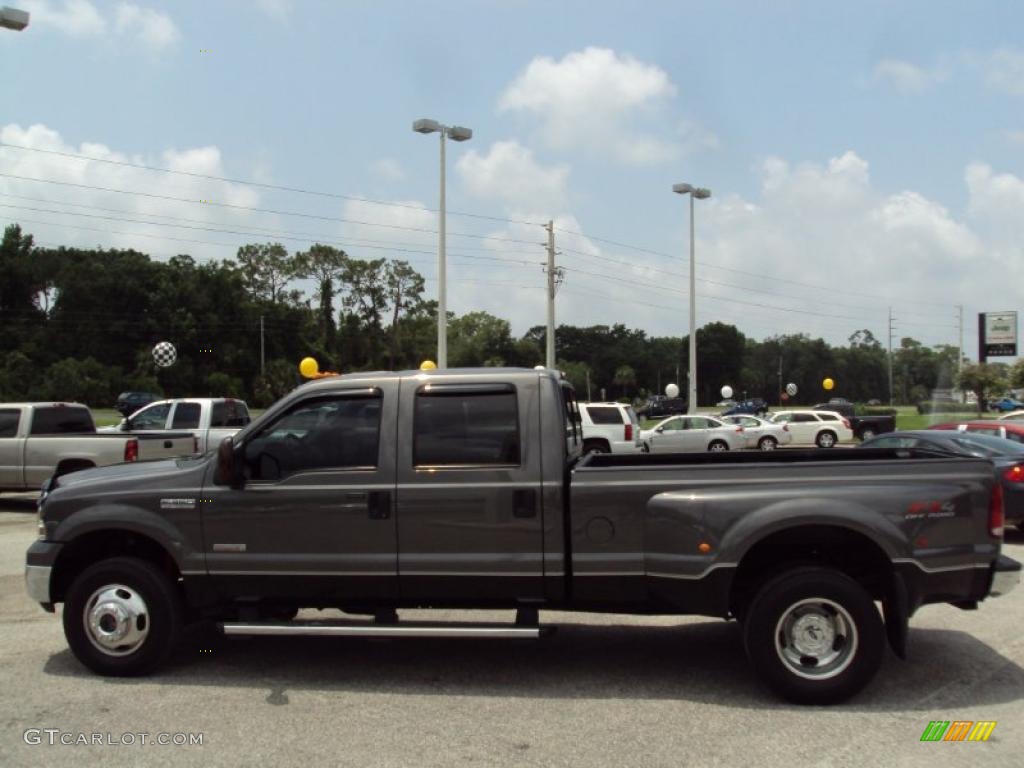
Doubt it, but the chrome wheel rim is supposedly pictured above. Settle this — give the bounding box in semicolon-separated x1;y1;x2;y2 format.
818;433;836;448
760;438;776;451
774;598;858;680
83;584;150;657
709;442;727;452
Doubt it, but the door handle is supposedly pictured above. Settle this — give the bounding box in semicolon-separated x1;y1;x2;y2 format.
367;490;390;520
513;489;537;519
163;440;172;448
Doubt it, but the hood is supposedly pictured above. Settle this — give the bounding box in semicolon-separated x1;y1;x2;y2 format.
50;456;207;492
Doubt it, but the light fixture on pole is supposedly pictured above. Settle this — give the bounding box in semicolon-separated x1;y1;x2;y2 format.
0;6;29;30
413;118;473;369
672;182;711;414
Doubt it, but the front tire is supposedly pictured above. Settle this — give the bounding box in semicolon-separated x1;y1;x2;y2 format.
742;567;884;704
63;557;183;677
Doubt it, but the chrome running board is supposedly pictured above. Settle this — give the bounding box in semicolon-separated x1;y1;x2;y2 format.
220;620;548;639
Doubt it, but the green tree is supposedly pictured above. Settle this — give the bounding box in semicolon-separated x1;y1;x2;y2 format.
383;260;426;368
613;364;637;399
448;311;513;367
957;363;1009;416
294;244;348;353
1011;358;1024;390
236;242;297;304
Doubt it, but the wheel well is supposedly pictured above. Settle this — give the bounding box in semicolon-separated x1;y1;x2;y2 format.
583;438;610;450
50;530;180;603
729;525;892;617
55;459;95;477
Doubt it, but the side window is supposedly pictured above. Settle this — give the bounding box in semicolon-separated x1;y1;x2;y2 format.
659;418;683;431
773;413;792;423
0;408;20;438
242;395;382;482
171;403;202;429
130;403;171;430
585;406;624;425
30;407;94;435
684;417;710;429
415;388;520;466
211;400;251;428
561;384;581;450
817;413;839;422
792;413;816;423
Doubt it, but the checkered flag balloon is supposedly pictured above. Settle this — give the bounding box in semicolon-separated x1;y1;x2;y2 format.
152;341;177;368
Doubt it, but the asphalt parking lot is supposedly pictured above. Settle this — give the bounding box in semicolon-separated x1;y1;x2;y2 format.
1;492;1021;768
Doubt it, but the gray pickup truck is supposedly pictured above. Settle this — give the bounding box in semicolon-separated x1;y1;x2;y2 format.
24;368;1020;703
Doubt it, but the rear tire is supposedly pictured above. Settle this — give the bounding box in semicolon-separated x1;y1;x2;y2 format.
63;557;183;677
816;431;838;448
742;567;884;704
708;440;729;452
583;440;609;455
859;428;876;441
758;436;778;451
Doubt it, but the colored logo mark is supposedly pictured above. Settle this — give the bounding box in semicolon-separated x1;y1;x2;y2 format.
920;721;996;742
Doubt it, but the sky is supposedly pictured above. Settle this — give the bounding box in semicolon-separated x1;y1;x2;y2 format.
2;0;1023;362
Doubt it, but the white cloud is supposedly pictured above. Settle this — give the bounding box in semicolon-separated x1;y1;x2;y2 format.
1005;130;1024;145
0;123;264;263
499;47;682;165
370;158;406;183
255;0;292;22
986;48;1024;95
871;58;945;92
114;3;179;49
456;141;569;212
20;1;178;48
22;0;105;36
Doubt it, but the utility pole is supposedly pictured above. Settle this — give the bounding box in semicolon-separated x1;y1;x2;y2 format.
585;369;592;401
887;307;895;407
777;356;783;405
542;221;563;369
956;304;964;374
260;315;265;376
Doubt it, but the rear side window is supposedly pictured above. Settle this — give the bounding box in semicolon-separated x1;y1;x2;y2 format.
211;400;251;428
585;406;624;425
792;413;817;423
0;408;20;437
171;403;202;429
817;413;839;421
415;388;520;466
30;407;94;435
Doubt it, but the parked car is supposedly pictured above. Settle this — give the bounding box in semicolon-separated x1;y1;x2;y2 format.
991;397;1024;413
860;430;1024;529
998;410;1024;421
114;391;162;417
812;402;895;441
26;367;1019;704
926;421;1024;445
721;414;793;450
0;402;195;491
642;396;687;418
721;398;769;417
102;398;252;453
769;410;854;448
641;414;746;452
578;402;643;454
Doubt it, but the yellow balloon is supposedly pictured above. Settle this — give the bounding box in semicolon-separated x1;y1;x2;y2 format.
420;359;437;371
823;377;835;391
299;357;319;378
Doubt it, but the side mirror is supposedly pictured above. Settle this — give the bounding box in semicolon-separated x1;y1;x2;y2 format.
215;436;243;489
655;426;665;433
119;418;129;431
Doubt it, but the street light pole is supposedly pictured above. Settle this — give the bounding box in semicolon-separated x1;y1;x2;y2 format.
413;118;473;369
672;182;711;414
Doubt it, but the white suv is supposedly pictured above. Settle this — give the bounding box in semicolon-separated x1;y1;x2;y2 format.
579;402;643;454
769;410;854;448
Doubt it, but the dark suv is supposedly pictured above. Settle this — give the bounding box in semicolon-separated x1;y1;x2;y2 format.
721;398;769;417
114;391;162;417
643;396;688;418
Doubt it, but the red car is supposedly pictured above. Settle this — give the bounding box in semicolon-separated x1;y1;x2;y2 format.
927;421;1024;444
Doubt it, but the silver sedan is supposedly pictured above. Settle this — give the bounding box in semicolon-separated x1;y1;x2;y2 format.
641;415;747;452
721;415;793;450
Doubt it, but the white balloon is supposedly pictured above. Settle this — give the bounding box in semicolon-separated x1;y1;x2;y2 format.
786;382;798;396
720;385;733;399
665;383;680;398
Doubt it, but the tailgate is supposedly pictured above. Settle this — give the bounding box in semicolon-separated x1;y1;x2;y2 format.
134;432;196;460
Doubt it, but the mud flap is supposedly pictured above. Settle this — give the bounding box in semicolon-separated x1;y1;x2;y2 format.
883;573;909;659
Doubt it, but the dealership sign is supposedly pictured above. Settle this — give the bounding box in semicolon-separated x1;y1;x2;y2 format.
979;311;1018;359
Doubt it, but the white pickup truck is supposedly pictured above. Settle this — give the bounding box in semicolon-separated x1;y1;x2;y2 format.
102;398;252;453
0;403;196;492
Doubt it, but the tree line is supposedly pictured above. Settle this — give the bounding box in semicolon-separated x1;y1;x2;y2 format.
1;224;1020;409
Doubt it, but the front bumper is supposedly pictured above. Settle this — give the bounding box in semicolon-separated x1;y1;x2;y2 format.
990;554;1022;598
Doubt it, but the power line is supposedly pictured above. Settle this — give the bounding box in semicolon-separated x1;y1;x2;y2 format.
0;141;543;227
0;173;543;246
